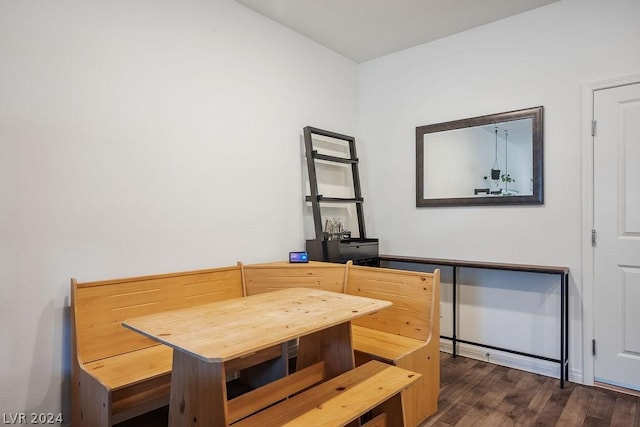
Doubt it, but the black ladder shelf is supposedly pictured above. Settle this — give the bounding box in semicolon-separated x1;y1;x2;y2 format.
303;126;378;266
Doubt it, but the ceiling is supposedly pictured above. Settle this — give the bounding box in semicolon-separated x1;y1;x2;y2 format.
234;0;560;63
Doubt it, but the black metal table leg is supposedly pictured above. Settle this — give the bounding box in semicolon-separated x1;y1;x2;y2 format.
452;266;457;357
561;271;569;388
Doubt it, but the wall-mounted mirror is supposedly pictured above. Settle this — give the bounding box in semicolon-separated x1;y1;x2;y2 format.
416;106;543;207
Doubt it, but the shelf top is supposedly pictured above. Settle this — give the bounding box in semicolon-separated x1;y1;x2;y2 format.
305;195;363;203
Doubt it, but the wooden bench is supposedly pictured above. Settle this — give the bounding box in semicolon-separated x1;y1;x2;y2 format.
344;262;440;427
233;360;420;427
70;264;286;427
72;260;439;426
242;260;441;426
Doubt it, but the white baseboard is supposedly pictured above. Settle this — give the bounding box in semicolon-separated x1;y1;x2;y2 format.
440;339;583;384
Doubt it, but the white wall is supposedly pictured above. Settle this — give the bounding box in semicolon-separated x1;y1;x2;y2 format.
0;0;358;420
359;0;640;382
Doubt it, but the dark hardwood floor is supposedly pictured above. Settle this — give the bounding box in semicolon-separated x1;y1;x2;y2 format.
422;352;640;426
116;352;639;426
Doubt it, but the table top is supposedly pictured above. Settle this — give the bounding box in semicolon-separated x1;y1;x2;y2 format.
122;287;391;363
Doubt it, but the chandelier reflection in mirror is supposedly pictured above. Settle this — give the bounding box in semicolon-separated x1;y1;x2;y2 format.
416;106;543;207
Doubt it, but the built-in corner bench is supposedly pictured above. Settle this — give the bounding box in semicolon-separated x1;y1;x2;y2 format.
379;255;570;388
71;261;440;426
243;261;441;426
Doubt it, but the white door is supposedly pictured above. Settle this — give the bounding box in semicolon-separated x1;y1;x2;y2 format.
593;82;640;391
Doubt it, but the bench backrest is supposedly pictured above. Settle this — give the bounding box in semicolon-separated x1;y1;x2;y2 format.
345;263;440;342
242;261;345;296
72;265;243;363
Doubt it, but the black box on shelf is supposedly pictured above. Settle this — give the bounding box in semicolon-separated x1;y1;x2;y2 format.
305;238;379;266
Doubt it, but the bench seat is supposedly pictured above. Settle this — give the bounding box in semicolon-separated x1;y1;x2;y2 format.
351;325;426;363
83;345;173;391
233;360;420;427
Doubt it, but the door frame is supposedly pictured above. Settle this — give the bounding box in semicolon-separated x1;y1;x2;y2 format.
581;73;640;387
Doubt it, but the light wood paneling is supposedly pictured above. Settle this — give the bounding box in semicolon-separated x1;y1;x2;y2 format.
346;264;437;342
74;266;243;363
243;261;346;295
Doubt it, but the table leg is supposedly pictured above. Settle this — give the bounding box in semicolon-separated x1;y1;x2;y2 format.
297;322;354;378
169;350;228;427
452;266;457;357
560;271;569;388
241;342;288;389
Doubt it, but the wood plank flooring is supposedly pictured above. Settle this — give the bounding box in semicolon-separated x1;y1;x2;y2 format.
423;352;640;427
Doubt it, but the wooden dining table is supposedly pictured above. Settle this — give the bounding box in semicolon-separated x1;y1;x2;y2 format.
122;287;392;427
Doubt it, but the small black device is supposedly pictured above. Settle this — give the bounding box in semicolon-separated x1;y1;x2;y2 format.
289;251;309;263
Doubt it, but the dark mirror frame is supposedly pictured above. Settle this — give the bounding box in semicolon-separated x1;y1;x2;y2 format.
416;106;544;207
